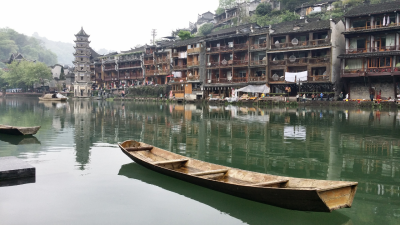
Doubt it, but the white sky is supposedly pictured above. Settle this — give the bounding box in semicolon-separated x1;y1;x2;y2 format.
1;0;219;52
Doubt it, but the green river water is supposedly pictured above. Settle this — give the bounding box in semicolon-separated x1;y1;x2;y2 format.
0;97;399;224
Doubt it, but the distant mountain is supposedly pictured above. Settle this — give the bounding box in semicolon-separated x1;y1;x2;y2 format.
32;32;74;65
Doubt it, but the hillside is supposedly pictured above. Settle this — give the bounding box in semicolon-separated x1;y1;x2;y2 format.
0;28;57;68
32;32;75;65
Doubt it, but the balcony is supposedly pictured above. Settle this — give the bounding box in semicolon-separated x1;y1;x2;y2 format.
233;43;248;51
250;43;267;50
145;70;157;76
270;39;330;50
232;60;249;66
269;59;286;66
187;61;199;67
307;75;330;82
250;60;267;66
119;64;141;69
157;69;170;75
187;47;201;54
346;45;400;54
169;77;185;83
187;75;200;81
248;76;266;82
174;65;187;70
172;52;179;58
104;77;117;81
157;58;170;64
144;60;153;65
287;57;309;65
209;77;247;83
346;22;400;31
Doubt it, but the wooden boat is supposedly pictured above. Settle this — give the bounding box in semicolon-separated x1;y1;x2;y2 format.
118;140;358;212
38;94;67;101
0;125;41;135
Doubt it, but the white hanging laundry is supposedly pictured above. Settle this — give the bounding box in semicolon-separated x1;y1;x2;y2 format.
284;71;308;82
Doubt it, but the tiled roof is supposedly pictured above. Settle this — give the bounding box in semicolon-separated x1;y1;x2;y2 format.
75;27;89;37
295;0;335;10
344;1;400;17
338;51;400;59
207;23;257;37
270;19;330;35
89;48;100;60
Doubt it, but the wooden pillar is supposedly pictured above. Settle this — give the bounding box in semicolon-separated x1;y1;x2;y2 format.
286;35;290;43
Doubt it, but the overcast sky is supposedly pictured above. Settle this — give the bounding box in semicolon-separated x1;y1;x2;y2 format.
1;0;219;52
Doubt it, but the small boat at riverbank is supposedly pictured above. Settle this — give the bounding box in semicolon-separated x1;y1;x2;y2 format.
0;125;41;135
39;94;67;101
118;140;358;212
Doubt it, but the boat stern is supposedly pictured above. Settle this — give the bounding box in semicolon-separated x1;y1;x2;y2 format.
317;182;358;212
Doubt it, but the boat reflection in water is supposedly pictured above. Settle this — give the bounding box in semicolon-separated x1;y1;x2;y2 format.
118;163;352;225
0;134;41;145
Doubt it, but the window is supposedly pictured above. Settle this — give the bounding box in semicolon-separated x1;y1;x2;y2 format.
368;57;391;68
81;76;83;80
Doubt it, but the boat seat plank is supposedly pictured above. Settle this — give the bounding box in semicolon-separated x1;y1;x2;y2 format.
190;169;229;176
154;159;188;165
249;179;289;187
126;146;153;151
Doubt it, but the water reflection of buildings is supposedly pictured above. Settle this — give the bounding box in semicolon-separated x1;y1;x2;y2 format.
73;100;93;170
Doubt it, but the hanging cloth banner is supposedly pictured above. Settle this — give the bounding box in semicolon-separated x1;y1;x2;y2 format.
285;71;308;82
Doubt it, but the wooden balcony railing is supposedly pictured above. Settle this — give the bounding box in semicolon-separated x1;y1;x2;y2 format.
270;59;286;66
157;58;170;64
308;75;329;82
187;47;201;54
232;77;247;83
232;60;249;66
346;46;399;54
172;52;179;58
157;69;170;75
248;76;266;82
145;70;157;75
250;60;267;66
308;57;330;64
346;22;400;31
169;77;185;83
287;58;309;65
210;77;247;83
104;67;115;71
207;61;219;67
172;90;185;93
144;60;153;64
250;43;267;50
187;61;200;67
187;75;200;81
174;65;187;69
271;38;329;49
233;43;248;51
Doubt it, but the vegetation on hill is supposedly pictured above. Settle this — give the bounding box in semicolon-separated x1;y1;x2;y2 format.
197;23;214;36
0;28;57;67
32;32;74;66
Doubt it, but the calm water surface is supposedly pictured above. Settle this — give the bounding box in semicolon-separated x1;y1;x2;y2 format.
1;97;400;224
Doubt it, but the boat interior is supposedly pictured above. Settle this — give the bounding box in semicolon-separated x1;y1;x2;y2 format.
120;140;358;211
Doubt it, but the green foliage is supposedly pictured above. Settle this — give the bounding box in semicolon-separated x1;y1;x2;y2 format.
2;61;52;89
251;10;298;27
178;31;194;40
0;28;57;65
197;23;214;36
278;0;312;11
255;3;272;16
215;7;225;15
59;67;66;80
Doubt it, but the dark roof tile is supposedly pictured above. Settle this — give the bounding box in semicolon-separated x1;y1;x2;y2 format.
270;19;330;35
345;1;400;17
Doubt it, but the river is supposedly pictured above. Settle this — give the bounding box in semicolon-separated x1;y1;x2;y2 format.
0;97;399;224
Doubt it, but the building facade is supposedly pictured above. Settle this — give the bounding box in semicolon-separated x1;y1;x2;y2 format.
339;1;400;100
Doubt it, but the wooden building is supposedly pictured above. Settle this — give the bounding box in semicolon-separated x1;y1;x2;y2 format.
339;1;400;100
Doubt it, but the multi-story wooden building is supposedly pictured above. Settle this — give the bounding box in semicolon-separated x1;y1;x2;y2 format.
204;24;269;98
339;1;400;100
267;18;345;96
169;37;204;100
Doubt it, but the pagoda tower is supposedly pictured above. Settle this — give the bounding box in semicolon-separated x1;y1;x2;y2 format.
73;27;92;97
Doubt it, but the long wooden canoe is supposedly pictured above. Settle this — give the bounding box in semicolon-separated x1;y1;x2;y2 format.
0;125;41;135
118;140;358;212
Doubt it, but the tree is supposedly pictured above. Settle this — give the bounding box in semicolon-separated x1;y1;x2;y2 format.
255;3;272;16
178;31;194;40
198;23;214;36
2;61;52;90
59;67;65;80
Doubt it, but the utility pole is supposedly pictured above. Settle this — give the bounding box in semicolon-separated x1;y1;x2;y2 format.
151;29;157;45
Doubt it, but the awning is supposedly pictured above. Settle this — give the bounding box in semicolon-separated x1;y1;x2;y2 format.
235;85;270;93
